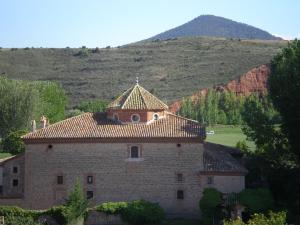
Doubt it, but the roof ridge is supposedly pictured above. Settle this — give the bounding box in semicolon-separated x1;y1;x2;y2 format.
166;112;201;124
137;85;149;109
139;85;169;109
121;85;138;109
22;112;92;139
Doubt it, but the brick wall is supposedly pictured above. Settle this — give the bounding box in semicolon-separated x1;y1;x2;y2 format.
24;142;204;216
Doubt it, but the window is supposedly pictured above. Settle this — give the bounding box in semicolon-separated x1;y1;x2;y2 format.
86;191;93;199
12;179;18;187
13;166;18;174
57;176;63;185
207;176;214;185
153;113;159;120
176;173;183;182
131;114;140;123
130;146;139;158
113;113;119;121
176;143;181;147
177;190;184;200
87;176;93;184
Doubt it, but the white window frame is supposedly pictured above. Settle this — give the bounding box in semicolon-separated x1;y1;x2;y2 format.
131;114;140;123
153;113;159;121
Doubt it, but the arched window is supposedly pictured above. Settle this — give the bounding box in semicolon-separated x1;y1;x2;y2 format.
131;114;140;123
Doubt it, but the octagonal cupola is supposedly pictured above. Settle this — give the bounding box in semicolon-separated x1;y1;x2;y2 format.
107;80;169;124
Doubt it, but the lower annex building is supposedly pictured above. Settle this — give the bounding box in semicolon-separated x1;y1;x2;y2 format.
0;82;247;217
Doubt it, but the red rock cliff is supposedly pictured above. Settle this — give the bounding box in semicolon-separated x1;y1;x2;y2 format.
169;64;270;113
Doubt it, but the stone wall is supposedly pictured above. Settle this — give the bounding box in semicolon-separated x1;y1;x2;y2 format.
0;154;25;197
24;142;204;216
85;211;127;225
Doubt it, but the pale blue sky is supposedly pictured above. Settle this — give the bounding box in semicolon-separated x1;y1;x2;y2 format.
1;0;299;48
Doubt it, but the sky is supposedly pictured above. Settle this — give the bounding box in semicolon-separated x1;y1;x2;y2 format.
1;0;299;48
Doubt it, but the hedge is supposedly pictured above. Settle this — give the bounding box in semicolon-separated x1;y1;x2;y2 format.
95;200;165;225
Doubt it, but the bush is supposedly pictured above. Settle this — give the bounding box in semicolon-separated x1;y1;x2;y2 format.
199;188;222;224
223;211;288;225
239;188;273;213
44;206;68;225
121;200;165;225
64;180;88;224
77;100;108;113
2;130;27;154
236;140;249;152
4;215;43;225
96;202;128;215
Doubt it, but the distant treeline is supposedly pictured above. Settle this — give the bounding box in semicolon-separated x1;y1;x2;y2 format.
178;89;279;126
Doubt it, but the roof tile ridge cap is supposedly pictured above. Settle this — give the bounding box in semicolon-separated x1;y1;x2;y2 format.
166;112;200;123
108;87;131;108
121;85;138;109
22;112;92;138
137;85;148;109
139;85;169;109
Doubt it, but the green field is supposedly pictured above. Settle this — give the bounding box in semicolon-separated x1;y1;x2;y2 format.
0;152;12;159
206;125;255;150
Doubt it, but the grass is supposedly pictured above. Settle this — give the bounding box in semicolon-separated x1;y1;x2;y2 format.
0;152;12;159
0;37;286;107
206;125;256;151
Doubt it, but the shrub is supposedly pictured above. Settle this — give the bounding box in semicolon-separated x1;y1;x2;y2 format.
64;180;88;224
44;206;69;225
96;202;128;215
239;188;273;213
236;140;249;152
2;130;27;154
121;200;165;225
223;211;288;225
4;215;43;225
199;188;222;225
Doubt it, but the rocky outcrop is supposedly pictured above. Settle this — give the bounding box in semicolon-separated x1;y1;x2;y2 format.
169;64;270;113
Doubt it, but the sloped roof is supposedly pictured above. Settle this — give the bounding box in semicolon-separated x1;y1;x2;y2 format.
107;84;169;110
201;142;248;174
22;112;205;142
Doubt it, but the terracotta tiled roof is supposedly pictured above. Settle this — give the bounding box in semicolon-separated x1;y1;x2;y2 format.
202;142;248;174
22;112;205;142
107;84;169;110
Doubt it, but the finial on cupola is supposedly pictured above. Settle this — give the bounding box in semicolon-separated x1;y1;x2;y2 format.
136;77;139;85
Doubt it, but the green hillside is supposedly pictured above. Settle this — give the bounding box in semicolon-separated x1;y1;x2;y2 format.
0;37;286;107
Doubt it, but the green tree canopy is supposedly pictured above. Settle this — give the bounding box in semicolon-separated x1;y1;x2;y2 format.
269;39;300;162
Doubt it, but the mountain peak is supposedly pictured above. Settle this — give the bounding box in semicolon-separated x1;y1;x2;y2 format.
149;15;281;41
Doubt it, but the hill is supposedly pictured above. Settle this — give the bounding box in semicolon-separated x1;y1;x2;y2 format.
0;37;286;107
149;15;281;41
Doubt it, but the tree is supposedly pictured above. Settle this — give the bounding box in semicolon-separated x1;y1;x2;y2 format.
199;188;222;225
239;188;273;214
269;39;300;162
76;100;108;113
0;77;38;137
2;130;28;155
64;180;88;224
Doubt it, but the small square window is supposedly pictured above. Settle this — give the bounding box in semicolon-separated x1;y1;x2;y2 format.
12;179;19;187
87;176;93;184
207;176;214;185
57;176;63;185
177;173;183;182
86;191;93;199
177;190;184;200
130;146;139;158
13;166;18;174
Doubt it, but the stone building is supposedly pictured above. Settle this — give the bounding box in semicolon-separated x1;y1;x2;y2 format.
0;83;247;217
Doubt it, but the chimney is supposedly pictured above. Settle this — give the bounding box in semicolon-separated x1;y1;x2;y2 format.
40;115;47;129
31;120;36;132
